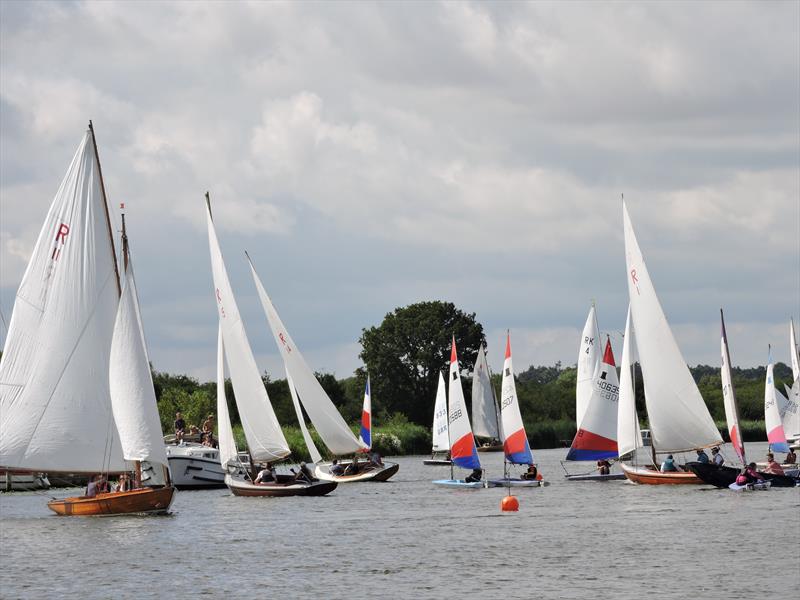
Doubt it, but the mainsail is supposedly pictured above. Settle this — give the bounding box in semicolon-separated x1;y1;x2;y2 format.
617;306;643;457
247;256;365;456
431;372;449;453
790;319;800;383
0;129;126;472
719;310;745;464
216;326;239;470
448;338;480;470
108;252;168;468
499;333;533;465
205;197;290;462
566;337;619;461
764;349;789;453
622;200;722;452
782;379;800;441
286;367;323;464
471;344;499;440
576;303;601;427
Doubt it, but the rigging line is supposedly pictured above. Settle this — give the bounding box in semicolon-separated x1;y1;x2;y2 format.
14;269;117;463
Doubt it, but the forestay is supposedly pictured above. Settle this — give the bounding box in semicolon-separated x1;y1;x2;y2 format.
764;351;789;453
499;334;533;465
720;310;746;464
216;327;239;470
617;306;643;457
431;373;449;453
622;201;722;452
247;257;365;456
576;304;601;427
205;201;290;462
471;344;499;440
448;339;480;470
566;338;619;461
286;367;323;464
0;131;126;472
109;259;168;467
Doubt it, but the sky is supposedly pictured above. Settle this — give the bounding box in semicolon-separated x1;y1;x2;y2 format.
1;1;798;382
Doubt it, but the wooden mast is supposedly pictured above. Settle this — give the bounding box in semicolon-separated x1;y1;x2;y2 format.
88;120;121;296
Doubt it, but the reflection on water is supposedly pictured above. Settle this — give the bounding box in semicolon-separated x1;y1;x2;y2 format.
1;442;798;599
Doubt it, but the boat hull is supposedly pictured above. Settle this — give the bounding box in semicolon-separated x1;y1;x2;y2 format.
423;459;452;466
685;463;799;488
315;461;399;483
432;479;487;488
565;473;626;482
1;471;50;491
47;486;175;516
476;443;503;453
225;474;337;497
167;454;227;489
620;463;701;484
487;478;543;488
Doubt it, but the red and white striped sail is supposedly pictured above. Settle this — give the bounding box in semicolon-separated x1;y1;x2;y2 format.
448;338;480;470
720;310;745;464
764;348;789;453
499;333;533;465
576;304;601;427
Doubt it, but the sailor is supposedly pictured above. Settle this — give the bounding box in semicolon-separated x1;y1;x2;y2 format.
295;462;314;482
329;459;345;476
86;475;104;498
695;449;710;464
344;457;360;476
711;447;724;466
596;460;611;475
465;468;482;483
369;450;383;467
660;455;678;472
521;464;539;480
739;463;764;485
255;463;275;484
785;448;797;464
763;453;784;475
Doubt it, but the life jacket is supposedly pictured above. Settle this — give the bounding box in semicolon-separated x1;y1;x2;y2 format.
735;474;748;485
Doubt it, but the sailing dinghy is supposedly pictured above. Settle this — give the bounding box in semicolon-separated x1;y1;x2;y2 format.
433;339;487;488
246;256;398;483
488;333;542;488
562;336;625;481
205;195;336;497
618;200;722;484
472;344;502;452
0;125;174;515
423;373;452;465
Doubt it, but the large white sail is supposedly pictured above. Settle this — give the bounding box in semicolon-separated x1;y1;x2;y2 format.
764;352;789;453
286;366;323;464
448;338;480;470
783;379;800;440
247;256;365;456
499;333;533;465
576;304;601;427
205;200;290;462
0;130;126;472
216;326;239;470
617;306;643;457
431;372;449;453
108;258;168;467
622;201;721;452
471;344;499;439
790;319;800;383
719;310;745;464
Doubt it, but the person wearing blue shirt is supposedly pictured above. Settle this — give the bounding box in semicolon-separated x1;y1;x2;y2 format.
660;455;678;472
695;449;710;464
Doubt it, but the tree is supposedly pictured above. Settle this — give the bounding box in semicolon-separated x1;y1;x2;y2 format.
359;301;485;426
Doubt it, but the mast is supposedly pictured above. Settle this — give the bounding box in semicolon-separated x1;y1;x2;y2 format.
88;120;121;296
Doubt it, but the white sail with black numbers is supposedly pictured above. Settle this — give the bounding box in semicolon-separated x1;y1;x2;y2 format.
576;304;601;428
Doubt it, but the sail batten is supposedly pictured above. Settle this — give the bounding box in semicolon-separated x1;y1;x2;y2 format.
622;201;722;453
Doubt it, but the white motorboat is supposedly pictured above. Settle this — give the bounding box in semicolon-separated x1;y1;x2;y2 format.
1;471;50;491
165;443;227;489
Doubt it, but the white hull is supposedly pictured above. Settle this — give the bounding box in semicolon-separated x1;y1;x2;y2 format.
432;479;488;488
314;461;399;482
488;478;543;488
1;471;50;491
165;444;227;489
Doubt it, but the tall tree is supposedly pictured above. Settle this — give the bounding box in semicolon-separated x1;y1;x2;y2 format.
359;301;485;425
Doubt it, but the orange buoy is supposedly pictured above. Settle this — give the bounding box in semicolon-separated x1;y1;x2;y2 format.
500;494;519;512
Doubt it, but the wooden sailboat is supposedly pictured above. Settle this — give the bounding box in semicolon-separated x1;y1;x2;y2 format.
245;255;398;483
433;338;487;488
423;373;452;465
618;200;722;484
205;195;336;497
472;344;502;452
562;336;625;481
0;124;174;515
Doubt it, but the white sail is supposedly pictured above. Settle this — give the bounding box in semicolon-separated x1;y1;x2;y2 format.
448;338;480;470
617;306;643;457
205;201;290;462
720;310;745;464
576;304;601;427
247;257;366;456
108;259;168;467
216;326;238;470
783;380;800;440
622;201;722;452
764;352;789;452
790;319;800;383
0;130;126;472
471;344;499;439
286;366;323;464
431;372;449;452
499;333;533;465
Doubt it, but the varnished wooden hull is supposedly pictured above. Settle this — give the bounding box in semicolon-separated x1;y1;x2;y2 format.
47;486;175;516
620;463;702;485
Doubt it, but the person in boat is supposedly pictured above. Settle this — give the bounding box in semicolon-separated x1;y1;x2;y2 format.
785;448;797;464
695;449;710;464
465;468;482;483
344;457;361;476
188;425;201;438
737;463;765;485
294;462;314;483
329;459;345;476
174;412;186;442
86;475;105;498
763;453;785;475
202;414;214;441
660;455;678;472
369;450;383;467
711;446;724;466
114;473;130;493
521;464;539;480
596;460;611;475
255;463;275;484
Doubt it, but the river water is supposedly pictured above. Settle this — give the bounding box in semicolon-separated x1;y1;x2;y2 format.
1;442;798;599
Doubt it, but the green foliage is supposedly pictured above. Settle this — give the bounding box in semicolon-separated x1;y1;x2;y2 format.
359;301;485;426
